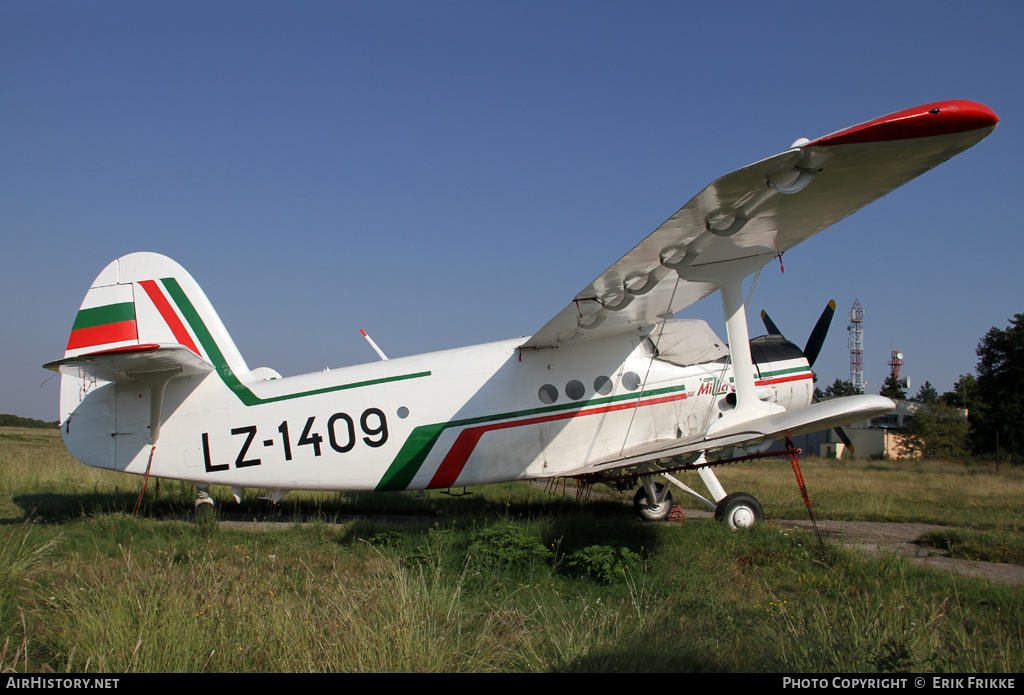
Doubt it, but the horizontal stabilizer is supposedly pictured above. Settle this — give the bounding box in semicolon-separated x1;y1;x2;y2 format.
44;343;214;384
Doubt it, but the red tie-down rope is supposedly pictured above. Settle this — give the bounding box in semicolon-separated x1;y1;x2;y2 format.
786;437;826;561
133;444;156;517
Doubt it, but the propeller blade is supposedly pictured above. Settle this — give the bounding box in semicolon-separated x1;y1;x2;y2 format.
802;300;836;367
812;390;856;456
833;425;855;455
760;309;783;336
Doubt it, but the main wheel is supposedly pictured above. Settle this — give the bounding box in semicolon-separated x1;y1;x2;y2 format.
714;492;764;529
633;483;674;521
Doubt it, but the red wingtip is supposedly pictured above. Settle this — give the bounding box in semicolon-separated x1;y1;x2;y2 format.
809;100;999;147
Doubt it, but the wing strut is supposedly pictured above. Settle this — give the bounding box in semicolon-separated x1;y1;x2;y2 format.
681;255;785;431
617;275;683;460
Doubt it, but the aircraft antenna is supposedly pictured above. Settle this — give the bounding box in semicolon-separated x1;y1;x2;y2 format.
360;329;389;361
847;300;865;392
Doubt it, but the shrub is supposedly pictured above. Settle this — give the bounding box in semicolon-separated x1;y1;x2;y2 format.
466;524;552;570
563;545;641;584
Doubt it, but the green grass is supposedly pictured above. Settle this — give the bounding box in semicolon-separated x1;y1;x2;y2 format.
705;456;1024;565
687;456;1024;528
1;427;1023;672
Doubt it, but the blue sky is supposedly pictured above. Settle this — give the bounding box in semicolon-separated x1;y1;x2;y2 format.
2;0;1021;421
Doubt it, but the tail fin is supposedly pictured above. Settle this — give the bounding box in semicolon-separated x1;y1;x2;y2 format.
60;252;248;374
45;253;247;470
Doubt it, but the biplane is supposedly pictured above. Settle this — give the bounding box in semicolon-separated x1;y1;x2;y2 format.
45;100;998;525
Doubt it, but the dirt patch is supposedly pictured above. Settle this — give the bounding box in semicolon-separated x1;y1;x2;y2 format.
783;518;1024;587
677;507;1024;586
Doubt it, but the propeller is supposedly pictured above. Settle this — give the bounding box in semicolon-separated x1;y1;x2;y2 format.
761;300;835;367
760;300;855;454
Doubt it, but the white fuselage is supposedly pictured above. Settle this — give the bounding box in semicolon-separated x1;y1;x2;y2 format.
61;327;812;494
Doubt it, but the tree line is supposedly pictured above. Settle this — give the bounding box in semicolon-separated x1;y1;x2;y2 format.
0;414;59;429
814;313;1024;463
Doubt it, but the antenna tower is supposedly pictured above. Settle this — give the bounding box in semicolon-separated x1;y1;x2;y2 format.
847;300;864;392
888;350;904;381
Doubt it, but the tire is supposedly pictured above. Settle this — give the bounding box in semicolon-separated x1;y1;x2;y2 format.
195;498;216;519
714;492;764;529
633;483;674;521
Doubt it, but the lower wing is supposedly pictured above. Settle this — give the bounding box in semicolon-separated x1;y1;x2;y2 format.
569;394;894;474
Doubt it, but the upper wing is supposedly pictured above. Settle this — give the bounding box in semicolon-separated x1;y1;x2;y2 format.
522;100;998;349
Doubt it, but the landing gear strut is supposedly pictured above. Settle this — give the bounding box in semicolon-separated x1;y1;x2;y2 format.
629;461;764;528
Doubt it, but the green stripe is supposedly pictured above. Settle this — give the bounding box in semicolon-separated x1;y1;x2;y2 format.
376;383;690;491
726;365;812;383
160;277;430;406
376;424;449;491
759;365;812;378
72;302;135;330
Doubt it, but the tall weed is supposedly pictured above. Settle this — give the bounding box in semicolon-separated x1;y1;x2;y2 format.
749;557;1024;672
0;531;58;673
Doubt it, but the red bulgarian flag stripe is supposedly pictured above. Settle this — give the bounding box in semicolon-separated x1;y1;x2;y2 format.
66;301;138;351
138;279;201;356
66;320;138;350
427;391;689;489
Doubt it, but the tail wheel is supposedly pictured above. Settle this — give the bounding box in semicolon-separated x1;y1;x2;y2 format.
195;485;216;520
195;497;216;519
633;483;674;521
714;492;764;529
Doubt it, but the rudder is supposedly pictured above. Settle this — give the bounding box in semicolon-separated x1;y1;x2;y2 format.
50;252;246;473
